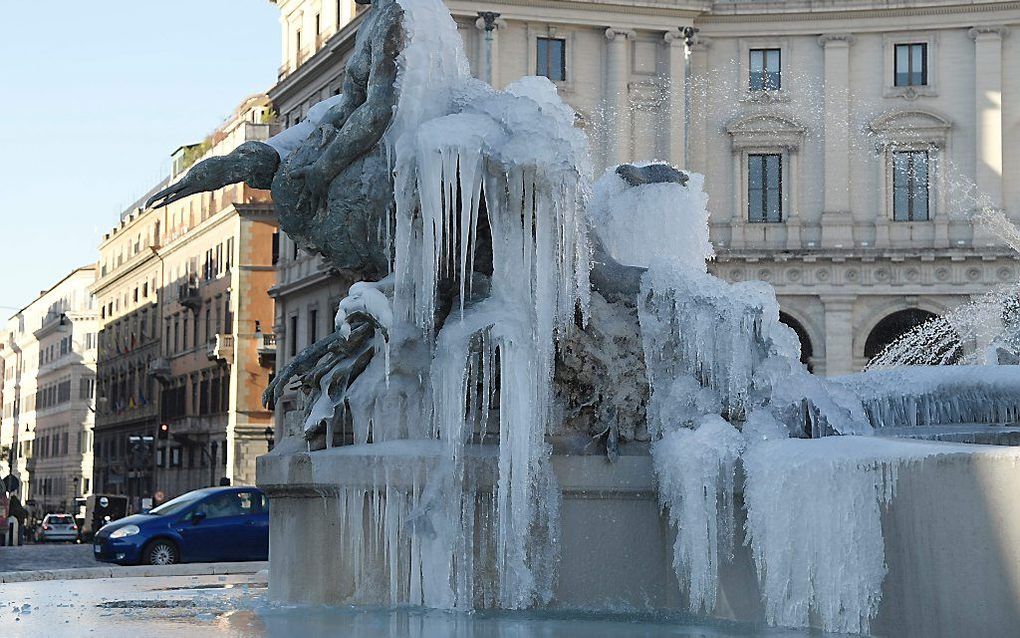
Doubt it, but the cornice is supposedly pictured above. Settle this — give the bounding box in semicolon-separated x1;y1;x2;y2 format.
711;248;1020;293
91;250;161;295
701;1;1020;23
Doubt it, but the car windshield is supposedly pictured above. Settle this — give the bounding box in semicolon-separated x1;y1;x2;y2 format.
147;491;207;516
47;515;73;524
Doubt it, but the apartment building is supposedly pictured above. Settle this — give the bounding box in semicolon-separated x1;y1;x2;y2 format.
266;0;1019;391
0;266;97;516
92;96;280;508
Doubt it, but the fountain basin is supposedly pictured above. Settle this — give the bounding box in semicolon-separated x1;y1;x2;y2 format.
258;436;1020;636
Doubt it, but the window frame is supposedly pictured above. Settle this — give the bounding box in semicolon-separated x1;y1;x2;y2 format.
894;43;927;87
536;36;567;83
883;33;938;98
527;26;575;92
738;38;790;103
891;149;931;222
749;48;781;92
746;153;785;224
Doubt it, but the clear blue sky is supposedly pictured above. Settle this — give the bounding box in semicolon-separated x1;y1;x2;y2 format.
0;1;280;313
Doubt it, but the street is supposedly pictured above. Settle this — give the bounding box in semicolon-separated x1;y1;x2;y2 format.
0;543;96;572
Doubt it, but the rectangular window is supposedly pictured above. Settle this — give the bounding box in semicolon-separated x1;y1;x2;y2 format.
750;48;781;91
536;37;566;82
892;150;930;221
290;315;299;357
309;309;318;346
170;447;181;468
748;154;783;223
894;43;927;87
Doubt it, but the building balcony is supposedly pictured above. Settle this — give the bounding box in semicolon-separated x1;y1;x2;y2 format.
257;333;276;368
178;282;202;311
147;357;171;383
207;334;234;364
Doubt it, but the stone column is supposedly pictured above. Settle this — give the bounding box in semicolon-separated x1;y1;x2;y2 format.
604;28;635;167
818;34;856;248
969;27;1008;212
821;294;856;376
475;11;503;87
687;37;711;173
663;29;687;168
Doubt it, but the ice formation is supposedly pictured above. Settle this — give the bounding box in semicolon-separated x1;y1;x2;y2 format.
651;415;744;613
308;0;589;610
831;365;1020;429
285;0;1020;629
590;167;713;270
588;163;891;627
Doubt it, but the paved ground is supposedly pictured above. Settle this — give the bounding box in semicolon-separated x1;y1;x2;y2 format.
0;542;95;572
0;573;809;638
0;572;269;637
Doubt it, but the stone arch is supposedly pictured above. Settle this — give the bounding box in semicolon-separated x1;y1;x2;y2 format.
854;299;950;362
862;308;941;361
778;309;819;372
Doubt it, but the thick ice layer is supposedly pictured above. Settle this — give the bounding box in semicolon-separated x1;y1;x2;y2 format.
638;262;801;428
651;416;744;613
590;167;713;270
831;365;1020;428
306;0;590;611
742;436;1017;634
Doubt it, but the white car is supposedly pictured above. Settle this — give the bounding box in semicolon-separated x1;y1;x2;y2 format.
40;514;78;542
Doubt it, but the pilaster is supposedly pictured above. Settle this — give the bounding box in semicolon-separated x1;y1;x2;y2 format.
821;294;856;376
663;29;687;169
605;27;636;167
969;26;1008;212
818;33;856;249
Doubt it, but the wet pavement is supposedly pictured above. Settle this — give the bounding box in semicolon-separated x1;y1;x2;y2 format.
0;572;817;638
0;572;268;637
0;543;95;572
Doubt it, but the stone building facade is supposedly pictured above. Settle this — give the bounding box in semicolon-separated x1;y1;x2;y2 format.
0;266;97;516
264;0;1019;411
92;96;280;508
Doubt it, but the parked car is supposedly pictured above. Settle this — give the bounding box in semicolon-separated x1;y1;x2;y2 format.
39;513;79;542
92;487;269;565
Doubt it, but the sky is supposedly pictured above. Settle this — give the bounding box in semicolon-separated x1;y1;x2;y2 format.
0;1;280;314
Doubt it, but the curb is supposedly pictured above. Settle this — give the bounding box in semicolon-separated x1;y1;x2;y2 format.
0;561;268;583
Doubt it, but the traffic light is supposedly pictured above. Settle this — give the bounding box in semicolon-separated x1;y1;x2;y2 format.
158;423;170;441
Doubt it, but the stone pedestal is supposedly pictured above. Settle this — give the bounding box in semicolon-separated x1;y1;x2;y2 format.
258;438;1020;636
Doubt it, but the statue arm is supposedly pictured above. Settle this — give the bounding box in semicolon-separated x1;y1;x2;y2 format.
289;17;402;199
146;141;280;209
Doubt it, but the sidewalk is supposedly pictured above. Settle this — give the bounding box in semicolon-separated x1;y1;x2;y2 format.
0;560;268;583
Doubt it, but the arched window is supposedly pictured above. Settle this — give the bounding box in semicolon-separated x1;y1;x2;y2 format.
864;308;938;361
779;312;813;372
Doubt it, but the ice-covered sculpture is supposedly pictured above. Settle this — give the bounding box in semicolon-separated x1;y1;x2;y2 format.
150;0;1020;634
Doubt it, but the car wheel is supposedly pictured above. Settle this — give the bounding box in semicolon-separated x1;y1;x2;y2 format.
144;540;179;566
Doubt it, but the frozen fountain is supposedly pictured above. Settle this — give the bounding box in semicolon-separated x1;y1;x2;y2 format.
160;1;1020;635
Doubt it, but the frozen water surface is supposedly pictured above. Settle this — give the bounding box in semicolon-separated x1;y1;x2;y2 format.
0;574;835;637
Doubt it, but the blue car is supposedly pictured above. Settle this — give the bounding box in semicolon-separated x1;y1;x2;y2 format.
93;487;269;565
